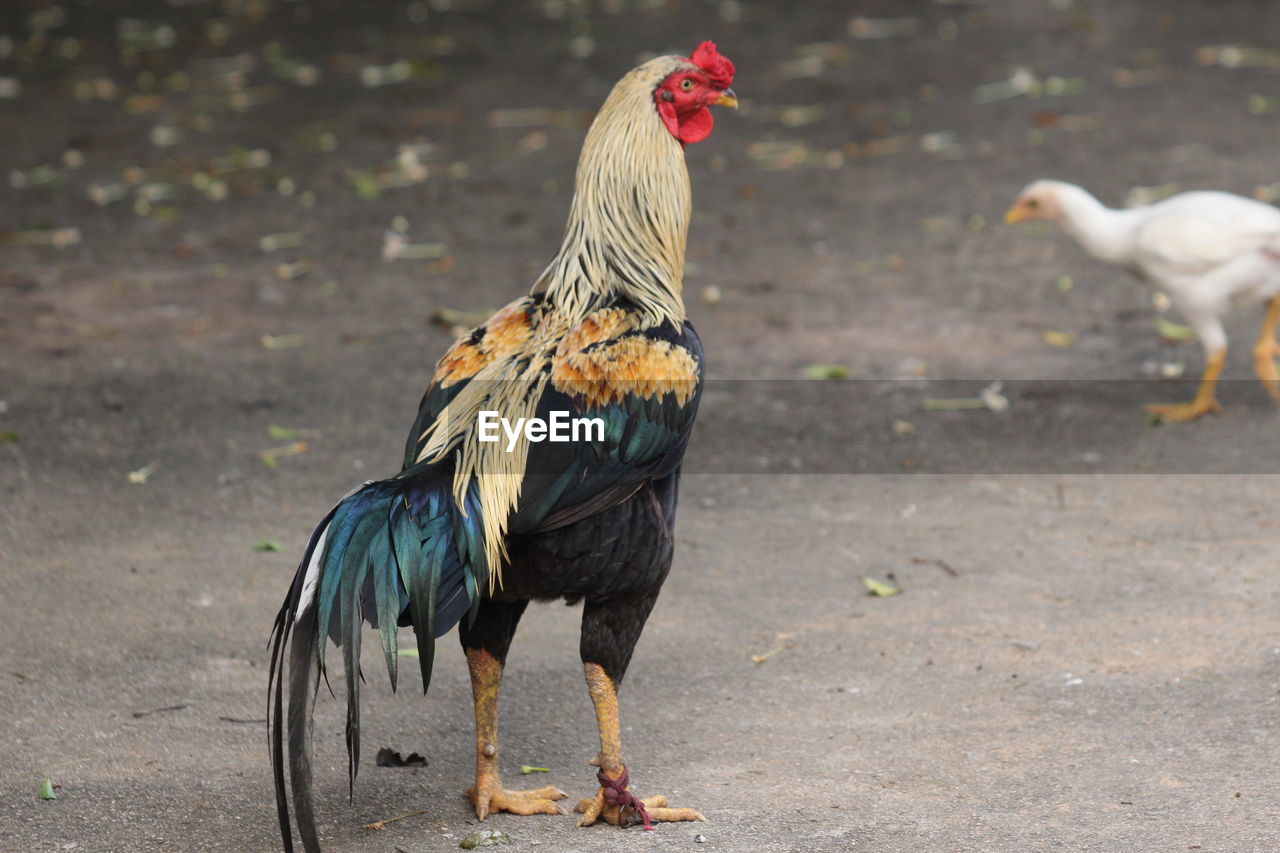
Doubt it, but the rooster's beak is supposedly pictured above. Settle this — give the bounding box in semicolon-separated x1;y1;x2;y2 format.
1003;202;1032;224
712;88;738;110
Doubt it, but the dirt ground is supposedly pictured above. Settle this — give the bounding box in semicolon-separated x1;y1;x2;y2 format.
4;1;1280;851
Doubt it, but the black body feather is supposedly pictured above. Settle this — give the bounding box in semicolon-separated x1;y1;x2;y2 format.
268;316;703;852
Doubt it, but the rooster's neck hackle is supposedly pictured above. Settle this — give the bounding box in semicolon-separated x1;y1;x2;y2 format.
537;56;696;328
418;56;701;592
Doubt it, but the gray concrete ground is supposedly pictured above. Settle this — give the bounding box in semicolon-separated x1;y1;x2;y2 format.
4;1;1280;851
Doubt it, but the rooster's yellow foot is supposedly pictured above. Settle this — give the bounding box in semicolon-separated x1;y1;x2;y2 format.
1253;340;1280;401
1145;397;1221;423
466;776;567;820
575;791;705;827
573;768;704;829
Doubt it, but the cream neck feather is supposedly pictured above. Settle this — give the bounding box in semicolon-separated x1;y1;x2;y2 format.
535;56;695;328
417;55;698;591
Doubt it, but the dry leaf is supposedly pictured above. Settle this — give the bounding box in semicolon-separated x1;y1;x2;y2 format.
863;577;901;597
128;463;157;484
1042;330;1078;347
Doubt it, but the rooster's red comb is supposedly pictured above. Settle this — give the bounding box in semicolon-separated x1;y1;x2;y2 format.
689;41;734;89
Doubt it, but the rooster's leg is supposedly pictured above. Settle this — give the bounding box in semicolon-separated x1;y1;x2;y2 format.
461;601;567;820
1252;296;1280;401
1146;346;1225;422
574;598;704;828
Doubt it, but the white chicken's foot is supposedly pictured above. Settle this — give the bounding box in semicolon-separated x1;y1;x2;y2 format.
1252;296;1280;401
1146;348;1225;423
1252;340;1280;401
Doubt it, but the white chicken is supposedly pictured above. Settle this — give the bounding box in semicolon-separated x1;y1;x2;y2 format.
1005;179;1280;421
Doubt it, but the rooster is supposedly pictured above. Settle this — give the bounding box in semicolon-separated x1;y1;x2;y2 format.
269;42;737;851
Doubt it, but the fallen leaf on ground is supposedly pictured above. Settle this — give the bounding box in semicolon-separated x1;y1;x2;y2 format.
260;441;308;467
751;645;785;664
1247;95;1278;115
1042;329;1078;347
919;382;1010;413
519;764;551;774
275;261;310;280
1155;317;1197;341
751;633;793;664
350;170;381;199
804;363;851;379
376;748;427;768
253;539;282;552
0;227;81;248
128;463;157;484
259;232;302;252
922;396;985;410
383;236;447;261
972;67;1036;103
1196;44;1280;69
261;333;306;350
38;780;57;800
863;577;901;597
268;425;304;440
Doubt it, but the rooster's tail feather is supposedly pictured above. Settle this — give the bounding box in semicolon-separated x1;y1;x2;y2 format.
269;473;480;852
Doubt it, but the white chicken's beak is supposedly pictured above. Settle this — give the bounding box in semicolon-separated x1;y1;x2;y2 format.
1004;202;1033;224
712;88;738;110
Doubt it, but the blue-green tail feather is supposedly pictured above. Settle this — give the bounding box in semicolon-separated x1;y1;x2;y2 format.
269;470;486;852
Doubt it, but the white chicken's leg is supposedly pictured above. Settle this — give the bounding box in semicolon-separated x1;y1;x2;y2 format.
1147;311;1226;422
1252;295;1280;401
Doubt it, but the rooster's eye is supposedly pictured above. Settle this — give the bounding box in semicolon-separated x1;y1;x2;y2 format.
680;78;694;91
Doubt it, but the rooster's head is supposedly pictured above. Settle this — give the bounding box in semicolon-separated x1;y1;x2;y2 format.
653;41;737;145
